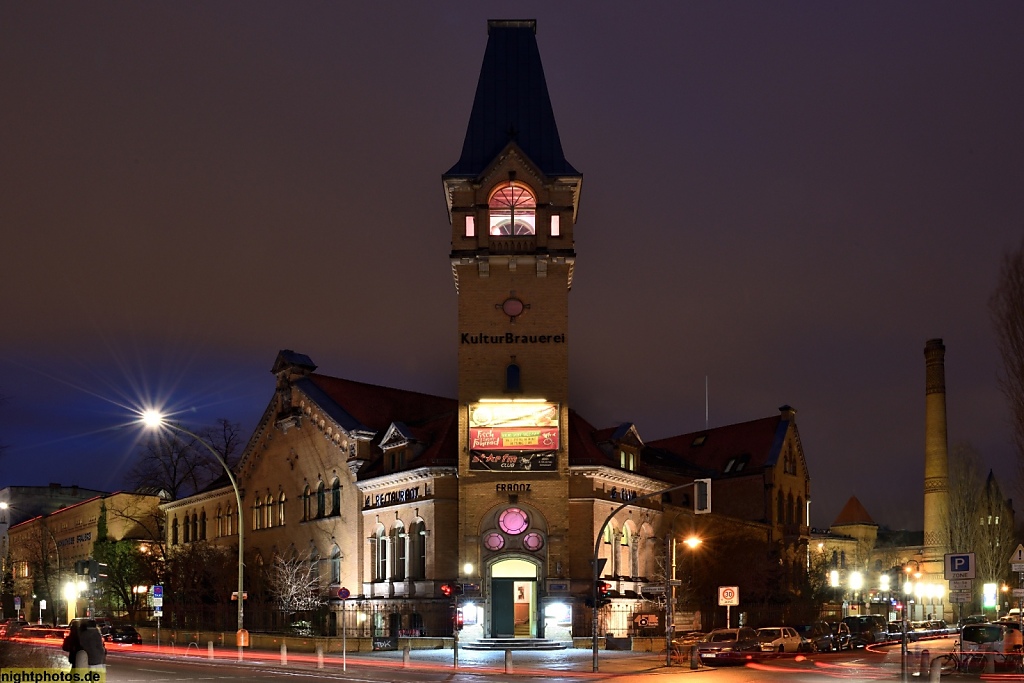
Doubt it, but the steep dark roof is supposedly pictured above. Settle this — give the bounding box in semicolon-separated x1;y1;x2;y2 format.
567;409;618;467
646;415;789;476
445;20;579;178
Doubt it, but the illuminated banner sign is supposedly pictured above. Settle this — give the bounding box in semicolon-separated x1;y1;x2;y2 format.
468;401;559;471
470;427;558;451
470;451;556;471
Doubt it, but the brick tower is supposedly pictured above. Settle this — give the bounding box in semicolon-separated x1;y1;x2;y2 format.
922;339;950;585
441;20;582;638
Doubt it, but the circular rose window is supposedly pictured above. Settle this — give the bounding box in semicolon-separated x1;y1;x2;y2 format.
483;532;505;551
498;507;529;535
523;532;544;551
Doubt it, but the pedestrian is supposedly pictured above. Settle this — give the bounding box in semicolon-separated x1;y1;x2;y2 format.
79;619;107;669
62;619;82;666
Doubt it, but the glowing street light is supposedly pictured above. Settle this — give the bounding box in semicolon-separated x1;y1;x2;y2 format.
684;536;702;549
141;410;247;650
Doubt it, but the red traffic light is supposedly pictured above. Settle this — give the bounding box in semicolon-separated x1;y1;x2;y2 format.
441;583;463;597
597;580;610;596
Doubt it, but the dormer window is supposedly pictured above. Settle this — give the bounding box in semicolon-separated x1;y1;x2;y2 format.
489;182;536;235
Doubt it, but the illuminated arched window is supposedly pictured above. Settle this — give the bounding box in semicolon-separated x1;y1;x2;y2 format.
265;495;274;528
391;522;406;581
489;182;536;235
331;479;341;516
226;505;233;535
330;545;341;585
216;507;223;538
373;524;388;581
409;520;426;579
278;493;286;526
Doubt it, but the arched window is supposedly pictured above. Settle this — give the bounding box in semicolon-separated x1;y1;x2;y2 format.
374;525;387;581
489;182;536;235
317;481;325;518
409;520;426;579
331;479;341;516
183;513;191;543
192;513;198;541
216;506;223;538
391;522;406;581
619;525;633;578
278;493;286;526
265;495;274;529
199;510;207;541
505;362;521;392
302;486;312;521
330;545;341;585
254;499;263;530
600;524;614;577
171;517;179;545
226;505;233;535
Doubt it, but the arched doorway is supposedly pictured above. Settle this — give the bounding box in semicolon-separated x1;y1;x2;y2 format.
489;557;538;638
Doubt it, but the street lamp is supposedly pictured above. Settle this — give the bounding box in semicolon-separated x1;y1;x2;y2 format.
591;480;708;672
140;410;247;650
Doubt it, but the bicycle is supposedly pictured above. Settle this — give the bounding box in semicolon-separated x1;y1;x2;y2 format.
935;648;1024;675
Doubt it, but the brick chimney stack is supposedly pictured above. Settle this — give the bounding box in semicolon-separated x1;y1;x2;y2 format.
923;339;950;566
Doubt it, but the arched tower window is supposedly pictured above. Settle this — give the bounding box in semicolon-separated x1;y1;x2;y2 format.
505;362;521;392
171;517;179;546
226;505;233;535
330;545;341;585
302;486;312;521
316;481;326;518
216;507;223;538
489;182;536;235
254;499;262;530
278;493;287;526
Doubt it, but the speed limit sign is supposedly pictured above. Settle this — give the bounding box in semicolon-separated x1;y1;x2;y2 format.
718;585;739;606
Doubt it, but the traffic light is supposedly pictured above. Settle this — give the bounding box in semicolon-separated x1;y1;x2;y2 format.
596;580;612;607
441;583;463;598
694;478;711;514
75;560;87;575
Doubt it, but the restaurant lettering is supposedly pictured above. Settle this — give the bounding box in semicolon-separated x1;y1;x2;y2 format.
364;486;421;509
461;332;566;345
57;532;92;549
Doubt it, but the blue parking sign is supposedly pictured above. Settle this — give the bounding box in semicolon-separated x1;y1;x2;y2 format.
153;584;163;598
944;553;976;579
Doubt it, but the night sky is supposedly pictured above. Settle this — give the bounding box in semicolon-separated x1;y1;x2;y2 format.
3;3;1023;531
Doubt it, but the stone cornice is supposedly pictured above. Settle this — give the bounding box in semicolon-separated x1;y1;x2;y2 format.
159;485;235;512
357;467;457;492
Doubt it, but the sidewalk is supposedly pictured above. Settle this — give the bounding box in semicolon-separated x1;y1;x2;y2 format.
358;646;708;676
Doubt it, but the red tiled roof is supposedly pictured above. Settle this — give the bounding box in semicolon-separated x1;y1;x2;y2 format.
832;496;876;526
567;410;617;467
307;374;457;431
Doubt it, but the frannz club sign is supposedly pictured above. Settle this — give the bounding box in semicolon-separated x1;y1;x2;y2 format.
470;450;556;471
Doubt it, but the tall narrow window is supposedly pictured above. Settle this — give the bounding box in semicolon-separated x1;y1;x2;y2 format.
216;507;223;538
317;481;326;518
278;493;286;526
302;486;312;521
391;523;406;581
265;495;274;528
199;510;207;540
330;545;341;585
550;214;560;236
505;362;521;392
331;479;341;516
171;517;179;546
226;505;233;535
183;514;191;543
254;500;262;530
489;182;536;235
409;520;426;579
465;215;475;237
374;525;388;581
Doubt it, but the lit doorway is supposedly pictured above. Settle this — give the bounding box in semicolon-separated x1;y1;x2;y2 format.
490;558;537;638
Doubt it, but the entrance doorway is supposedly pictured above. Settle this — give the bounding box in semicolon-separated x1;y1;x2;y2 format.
490;558;538;638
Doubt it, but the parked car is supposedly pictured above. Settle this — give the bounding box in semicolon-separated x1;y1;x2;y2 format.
963;615;987;626
696;627;762;664
830;621;852;650
794;621;836;652
0;619;29;639
107;626;142;644
843;615;888;647
960;622;1022;654
756;626;803;653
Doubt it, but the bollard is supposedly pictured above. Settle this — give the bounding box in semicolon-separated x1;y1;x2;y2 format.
281;642;287;666
690;644;700;670
505;649;513;674
403;646;411;667
316;644;324;670
207;641;214;660
929;655;942;683
919;649;929;678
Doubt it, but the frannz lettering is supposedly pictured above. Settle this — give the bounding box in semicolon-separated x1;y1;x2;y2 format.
495;483;531;493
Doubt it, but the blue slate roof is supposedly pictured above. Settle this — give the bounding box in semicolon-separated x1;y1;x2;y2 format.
445;20;579;179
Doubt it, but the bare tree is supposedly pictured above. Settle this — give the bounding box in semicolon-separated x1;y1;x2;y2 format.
946;442;986;555
977;471;1016;585
990;237;1024;496
125;419;243;500
267;552;326;614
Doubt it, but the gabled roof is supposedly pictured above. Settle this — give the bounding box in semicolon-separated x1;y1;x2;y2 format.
567;409;618;467
296;374;459;476
645;414;790;476
444;19;579;179
832;496;876;527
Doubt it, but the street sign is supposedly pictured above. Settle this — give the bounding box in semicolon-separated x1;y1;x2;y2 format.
337;586;351;600
154;607;163;616
231;591;248;600
14;597;20;610
152;585;163;598
1013;563;1024;573
718;586;739;606
151;597;163;607
948;591;973;603
634;613;659;627
944;552;976;580
948;579;973;591
1012;589;1024;598
1010;544;1024;564
640;584;665;594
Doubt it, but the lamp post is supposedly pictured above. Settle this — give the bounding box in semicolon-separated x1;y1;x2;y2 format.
141;411;246;652
591;480;707;673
